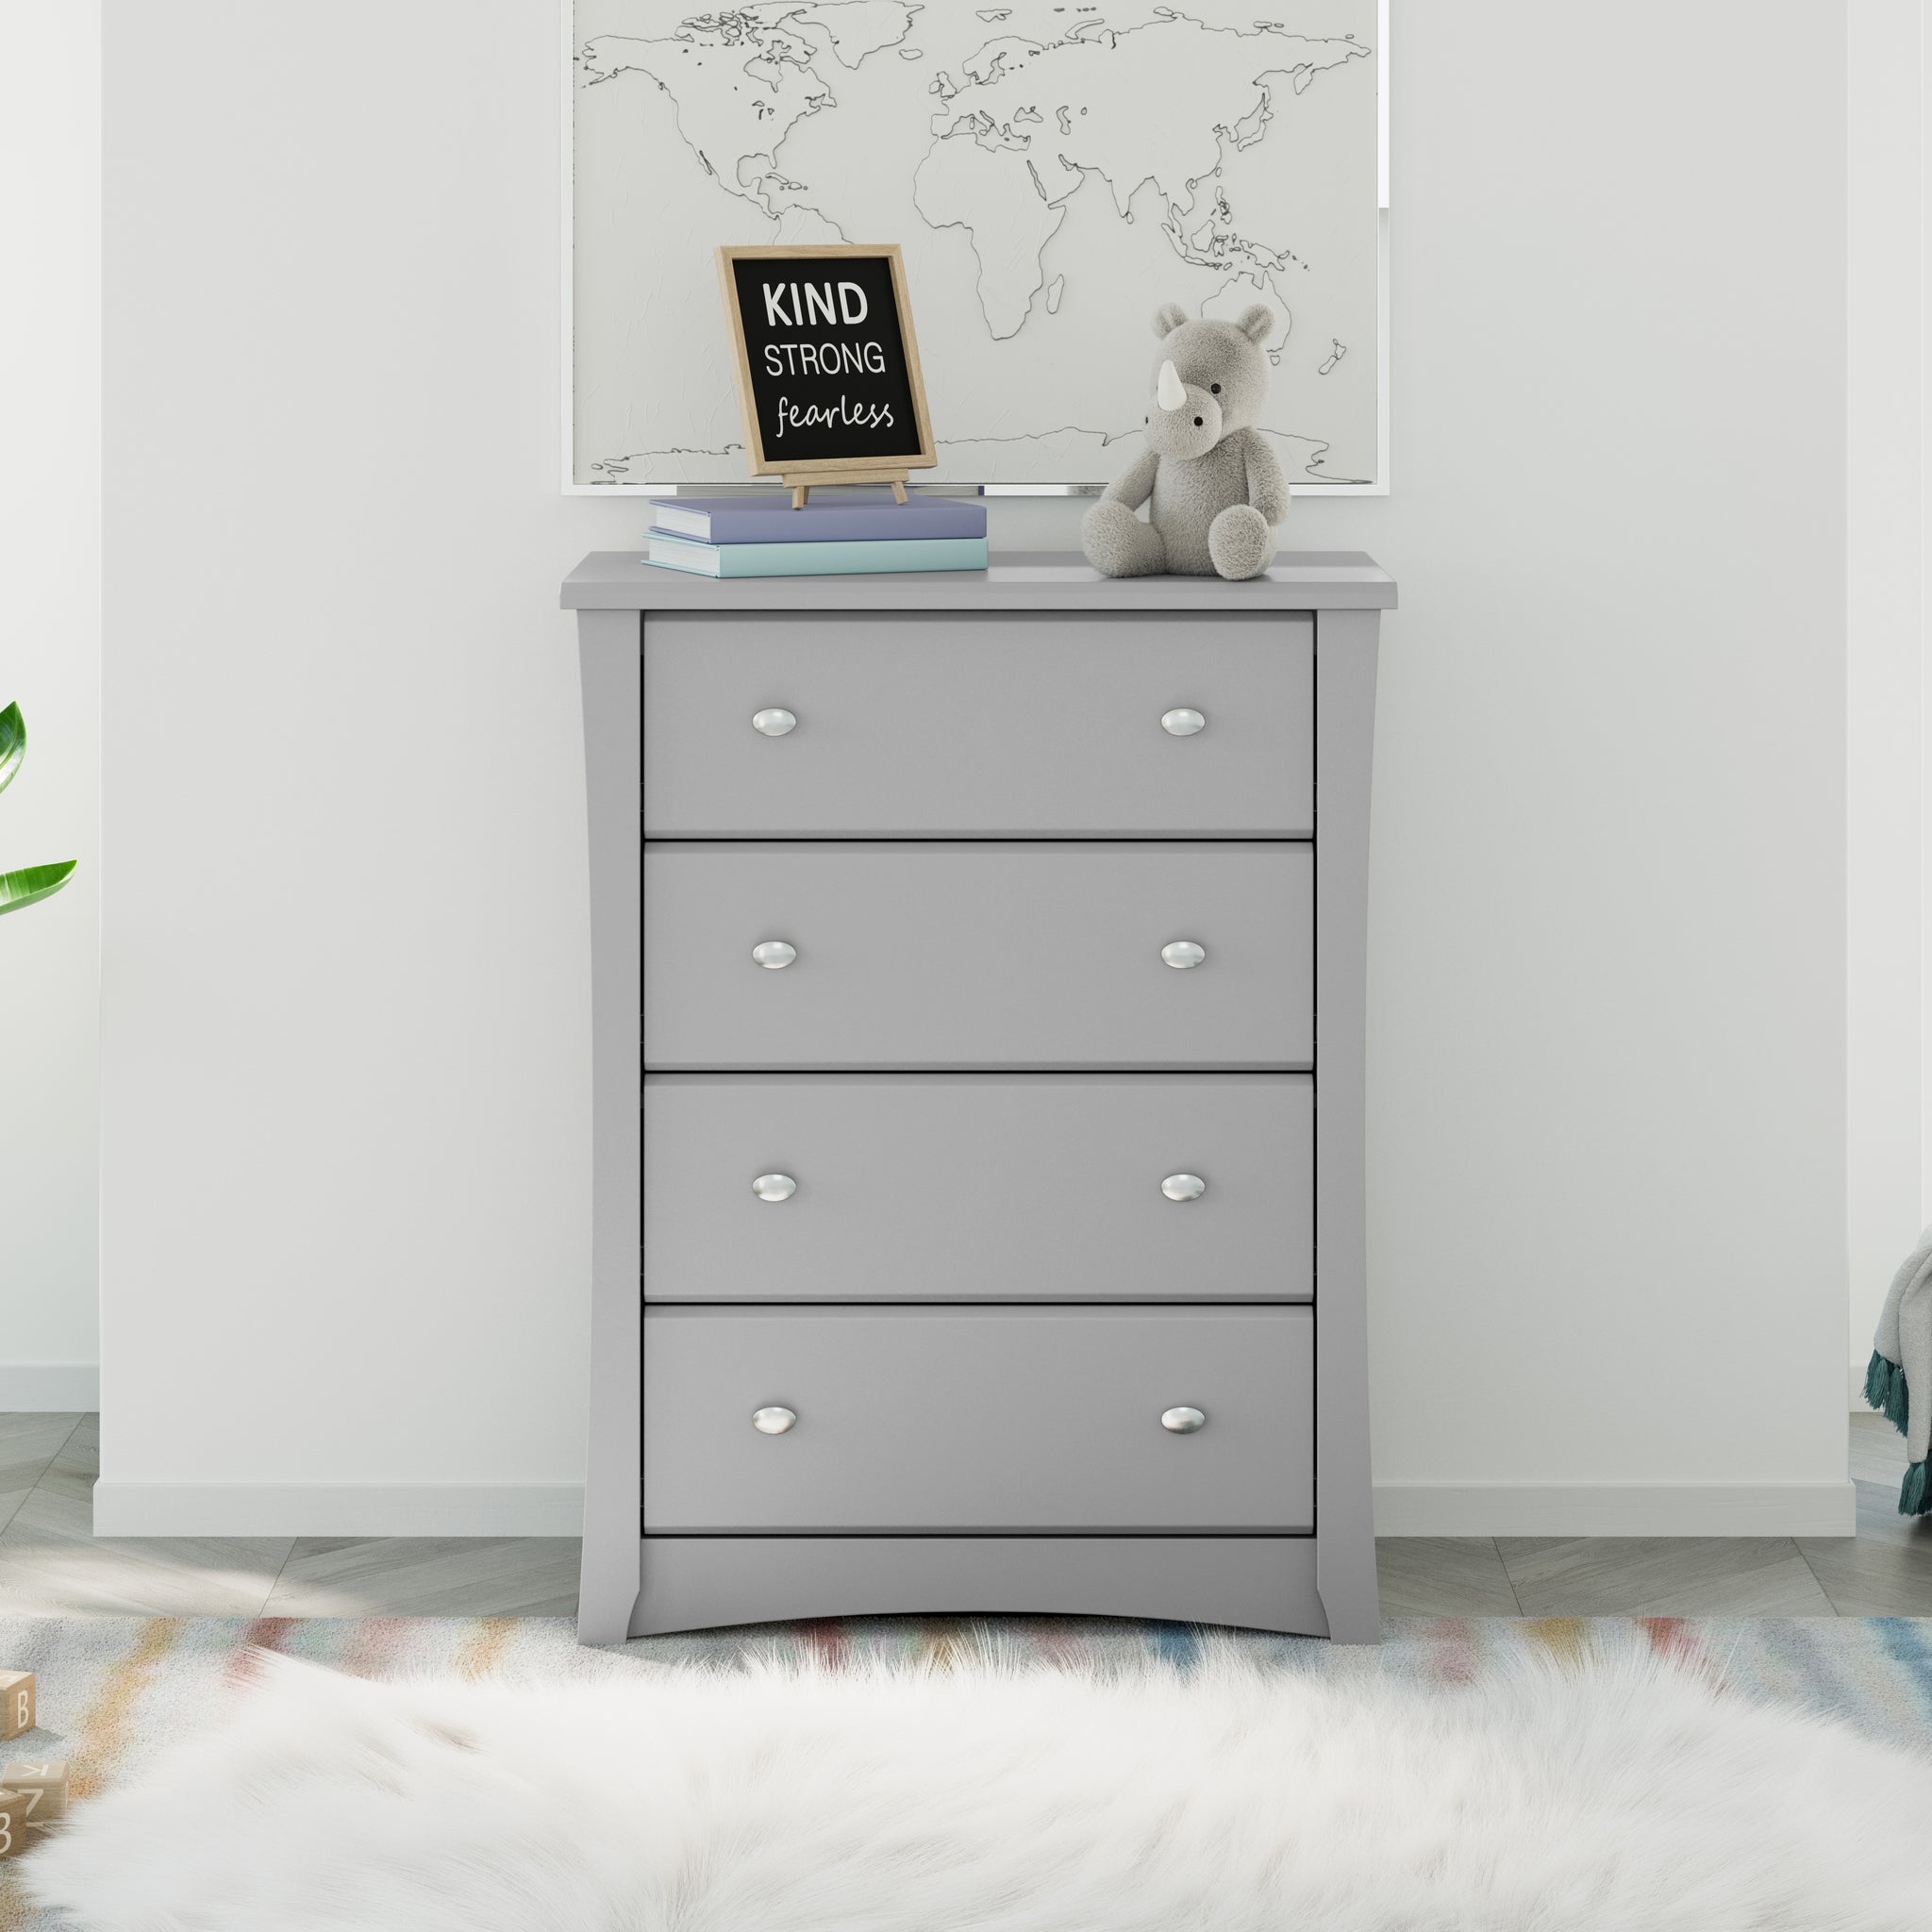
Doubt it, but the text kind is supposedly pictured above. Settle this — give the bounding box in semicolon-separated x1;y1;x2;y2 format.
761;279;871;327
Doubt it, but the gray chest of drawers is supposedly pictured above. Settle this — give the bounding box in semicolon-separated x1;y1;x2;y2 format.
563;548;1395;1645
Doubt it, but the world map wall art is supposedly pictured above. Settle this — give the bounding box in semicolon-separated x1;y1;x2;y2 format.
570;1;1381;490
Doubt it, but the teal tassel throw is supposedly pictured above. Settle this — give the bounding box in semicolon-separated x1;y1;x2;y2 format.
1864;1349;1890;1412
1900;1460;1930;1517
1871;1231;1932;1509
1864;1350;1909;1436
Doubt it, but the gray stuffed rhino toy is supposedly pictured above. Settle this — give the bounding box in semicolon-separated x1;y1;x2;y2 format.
1082;302;1289;580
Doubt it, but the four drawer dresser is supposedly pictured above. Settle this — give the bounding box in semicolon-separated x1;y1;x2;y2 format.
563;548;1396;1644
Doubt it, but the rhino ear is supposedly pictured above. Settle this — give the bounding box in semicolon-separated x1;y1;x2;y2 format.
1152;303;1189;340
1235;303;1275;343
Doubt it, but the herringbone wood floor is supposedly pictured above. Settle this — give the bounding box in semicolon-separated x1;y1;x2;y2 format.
0;1415;575;1617
1377;1414;1931;1617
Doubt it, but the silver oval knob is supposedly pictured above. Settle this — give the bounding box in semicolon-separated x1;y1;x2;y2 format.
1161;708;1206;737
752;941;797;969
752;708;797;737
1161;1174;1206;1202
751;1173;796;1202
1161;941;1206;969
1161;1407;1207;1434
751;1406;797;1435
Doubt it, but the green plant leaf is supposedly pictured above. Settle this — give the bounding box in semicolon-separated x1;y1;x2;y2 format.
0;705;23;797
0;861;76;917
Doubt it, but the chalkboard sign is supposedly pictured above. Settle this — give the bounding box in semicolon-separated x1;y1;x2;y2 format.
716;244;937;503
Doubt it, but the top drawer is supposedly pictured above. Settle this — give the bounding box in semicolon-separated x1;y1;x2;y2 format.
641;611;1312;838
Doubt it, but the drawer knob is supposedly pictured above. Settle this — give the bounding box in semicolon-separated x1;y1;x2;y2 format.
1161;1174;1207;1202
1161;708;1207;737
752;708;798;737
751;1406;798;1435
1161;1407;1208;1434
752;941;797;969
751;1173;797;1202
1160;940;1206;970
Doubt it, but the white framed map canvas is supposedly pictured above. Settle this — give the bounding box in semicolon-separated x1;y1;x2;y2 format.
569;2;1382;491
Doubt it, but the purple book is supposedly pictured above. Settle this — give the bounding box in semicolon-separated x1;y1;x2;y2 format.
643;491;986;544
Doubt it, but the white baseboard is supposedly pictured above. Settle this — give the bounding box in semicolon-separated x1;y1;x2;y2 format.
0;1364;99;1411
89;1478;1860;1542
91;1481;585;1539
1374;1480;1857;1539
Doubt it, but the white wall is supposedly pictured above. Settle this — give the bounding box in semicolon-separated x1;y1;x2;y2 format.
1323;4;1850;1533
97;0;635;1532
99;1;1853;1535
1846;0;1926;1388
0;0;102;1414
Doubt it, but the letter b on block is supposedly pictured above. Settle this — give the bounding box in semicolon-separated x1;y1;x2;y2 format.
0;1675;32;1742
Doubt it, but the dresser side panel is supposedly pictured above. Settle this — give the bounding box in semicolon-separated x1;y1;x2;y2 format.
1313;610;1382;1642
575;609;643;1645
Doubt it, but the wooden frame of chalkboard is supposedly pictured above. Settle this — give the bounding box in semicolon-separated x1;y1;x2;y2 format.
715;244;938;508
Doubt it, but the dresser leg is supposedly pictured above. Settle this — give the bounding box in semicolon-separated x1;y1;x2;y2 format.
576;1579;640;1649
1317;1559;1383;1644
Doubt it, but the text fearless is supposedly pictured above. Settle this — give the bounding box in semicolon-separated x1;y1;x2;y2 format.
773;393;896;437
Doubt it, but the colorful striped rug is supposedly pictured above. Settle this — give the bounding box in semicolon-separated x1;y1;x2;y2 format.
1;1613;1928;1928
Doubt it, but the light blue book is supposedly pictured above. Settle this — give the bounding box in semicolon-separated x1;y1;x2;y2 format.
642;531;989;578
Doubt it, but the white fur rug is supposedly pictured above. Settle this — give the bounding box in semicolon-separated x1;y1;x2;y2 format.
22;1640;1932;1930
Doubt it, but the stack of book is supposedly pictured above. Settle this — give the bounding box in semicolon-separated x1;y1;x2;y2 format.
639;491;988;577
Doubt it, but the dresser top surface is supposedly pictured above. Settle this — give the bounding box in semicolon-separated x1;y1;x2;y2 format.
561;549;1395;614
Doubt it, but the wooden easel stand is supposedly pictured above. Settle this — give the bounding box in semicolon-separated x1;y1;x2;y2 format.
784;470;910;510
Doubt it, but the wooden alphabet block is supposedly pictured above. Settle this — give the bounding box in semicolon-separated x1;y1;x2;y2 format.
0;1761;66;1826
0;1674;32;1741
0;1790;42;1861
